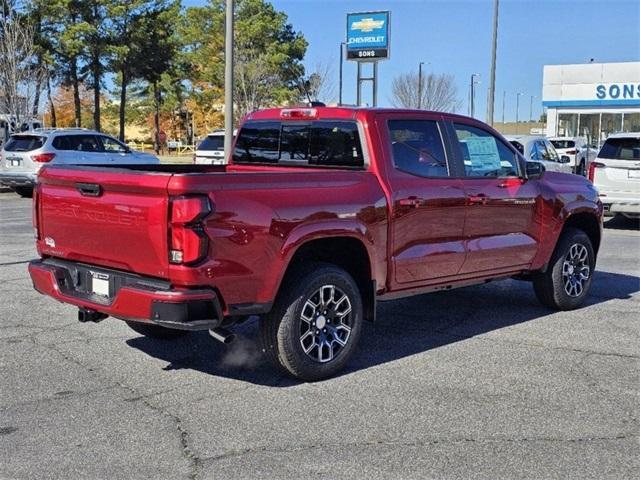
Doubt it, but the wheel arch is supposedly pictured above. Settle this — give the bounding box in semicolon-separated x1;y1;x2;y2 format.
277;234;376;322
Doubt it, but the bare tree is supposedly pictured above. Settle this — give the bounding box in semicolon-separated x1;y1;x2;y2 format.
0;3;46;123
305;61;337;104
390;71;461;112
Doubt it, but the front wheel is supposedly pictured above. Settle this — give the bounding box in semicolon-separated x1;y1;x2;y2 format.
260;263;363;381
533;228;595;310
13;186;33;198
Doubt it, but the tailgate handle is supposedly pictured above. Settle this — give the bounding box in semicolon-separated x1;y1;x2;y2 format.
76;183;102;197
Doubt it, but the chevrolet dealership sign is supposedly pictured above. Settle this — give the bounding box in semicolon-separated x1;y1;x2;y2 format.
346;11;390;60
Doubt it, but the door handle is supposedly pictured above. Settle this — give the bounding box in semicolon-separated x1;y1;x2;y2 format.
468;194;488;205
398;197;424;208
76;183;102;197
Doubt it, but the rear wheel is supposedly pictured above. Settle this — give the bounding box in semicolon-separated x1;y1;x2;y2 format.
260;263;363;381
125;321;190;339
13;186;33;198
533;228;595;310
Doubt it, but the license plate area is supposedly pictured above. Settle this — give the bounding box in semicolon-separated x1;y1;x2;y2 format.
91;272;111;297
7;157;22;167
628;170;640;179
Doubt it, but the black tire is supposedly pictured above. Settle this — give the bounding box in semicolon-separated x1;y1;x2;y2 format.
260;262;363;382
125;321;190;339
533;227;595;310
13;186;33;198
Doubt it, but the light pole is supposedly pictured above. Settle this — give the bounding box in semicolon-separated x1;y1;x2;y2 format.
502;90;506;124
487;0;500;125
338;42;345;106
470;73;480;118
223;0;234;161
417;62;430;109
515;92;522;133
529;95;536;122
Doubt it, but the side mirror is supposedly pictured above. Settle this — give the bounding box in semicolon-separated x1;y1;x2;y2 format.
560;155;571;163
526;161;545;179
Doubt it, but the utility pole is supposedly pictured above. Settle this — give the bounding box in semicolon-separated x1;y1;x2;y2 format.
516;92;522;134
502;90;506;124
223;0;234;161
418;62;424;109
338;42;345;106
487;0;499;125
470;73;480;118
529;95;536;122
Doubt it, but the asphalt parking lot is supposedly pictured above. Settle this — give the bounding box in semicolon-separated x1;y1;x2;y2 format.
1;191;638;480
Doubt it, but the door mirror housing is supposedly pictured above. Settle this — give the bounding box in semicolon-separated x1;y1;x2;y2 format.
526;161;545;179
560;155;571;163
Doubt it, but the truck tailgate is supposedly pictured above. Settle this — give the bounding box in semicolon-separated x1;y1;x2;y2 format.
36;166;172;278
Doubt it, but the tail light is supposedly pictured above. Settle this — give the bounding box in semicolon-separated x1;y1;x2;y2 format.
281;108;318;119
565;149;577;155
588;162;604;182
32;185;40;240
169;196;212;265
31;153;56;163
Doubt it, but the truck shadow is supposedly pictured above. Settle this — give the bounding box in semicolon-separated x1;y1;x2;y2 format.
127;270;639;387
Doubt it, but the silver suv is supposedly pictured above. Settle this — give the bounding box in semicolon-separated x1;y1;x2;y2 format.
0;128;159;197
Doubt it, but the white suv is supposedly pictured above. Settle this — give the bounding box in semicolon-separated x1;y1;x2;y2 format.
589;132;640;218
193;130;236;165
0;128;158;197
549;136;596;176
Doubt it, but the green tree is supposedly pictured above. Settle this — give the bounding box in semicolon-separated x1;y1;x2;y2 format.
182;0;307;122
108;0;177;141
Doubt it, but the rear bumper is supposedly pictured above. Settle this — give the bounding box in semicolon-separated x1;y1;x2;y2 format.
599;194;640;215
0;171;37;187
28;259;223;330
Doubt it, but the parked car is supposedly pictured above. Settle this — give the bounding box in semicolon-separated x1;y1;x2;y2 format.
505;135;573;174
549;136;596;176
28;107;602;381
0;128;159;197
193;130;236;165
588;132;640;219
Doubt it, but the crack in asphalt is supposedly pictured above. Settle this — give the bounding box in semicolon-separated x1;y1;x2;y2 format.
197;433;640;466
19;337;202;480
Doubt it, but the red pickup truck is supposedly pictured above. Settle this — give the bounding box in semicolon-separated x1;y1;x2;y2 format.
29;107;603;380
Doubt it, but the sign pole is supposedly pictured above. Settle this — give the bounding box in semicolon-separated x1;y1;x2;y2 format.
356;62;362;106
373;61;378;107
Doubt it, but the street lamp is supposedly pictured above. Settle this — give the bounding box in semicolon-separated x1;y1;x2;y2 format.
529;95;536;122
502;90;506;124
339;42;345;106
515;92;522;133
487;0;500;125
418;61;430;109
470;73;480;118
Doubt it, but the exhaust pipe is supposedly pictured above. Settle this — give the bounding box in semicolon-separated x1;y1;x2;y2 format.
78;308;108;323
208;327;235;344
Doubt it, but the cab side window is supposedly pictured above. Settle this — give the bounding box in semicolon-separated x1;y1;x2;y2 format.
388;120;448;177
453;123;519;177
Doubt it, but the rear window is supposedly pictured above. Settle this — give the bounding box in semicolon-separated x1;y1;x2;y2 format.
198;135;225;151
598;137;640;160
509;141;524;154
233;120;364;168
4;135;45;152
551;140;575;149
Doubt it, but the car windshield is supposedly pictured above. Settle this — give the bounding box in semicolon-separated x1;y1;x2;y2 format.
598;137;640;160
4;135;46;152
198;135;225;151
551;140;575;149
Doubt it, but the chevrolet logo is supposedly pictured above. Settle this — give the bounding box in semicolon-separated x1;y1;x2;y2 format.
351;18;385;33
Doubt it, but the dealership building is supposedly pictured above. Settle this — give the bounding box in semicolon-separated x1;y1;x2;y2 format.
542;61;640;146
